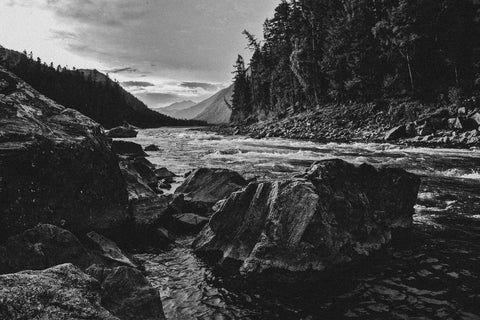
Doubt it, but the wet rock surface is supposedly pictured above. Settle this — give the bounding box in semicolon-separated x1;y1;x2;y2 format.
0;67;129;242
88;265;166;320
175;168;248;215
193;159;420;275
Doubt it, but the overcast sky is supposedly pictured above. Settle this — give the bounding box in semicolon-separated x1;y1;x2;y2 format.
0;0;278;107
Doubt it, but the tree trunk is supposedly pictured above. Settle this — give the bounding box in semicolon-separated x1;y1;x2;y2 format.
406;53;414;93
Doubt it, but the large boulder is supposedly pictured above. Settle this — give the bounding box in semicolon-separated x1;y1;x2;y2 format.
384;125;406;141
0;224;136;274
0;224;92;274
0;263;119;320
87;265;166;320
112;140;146;158
0;67;128;242
193;159;420;276
86;232;137;268
175;168;247;214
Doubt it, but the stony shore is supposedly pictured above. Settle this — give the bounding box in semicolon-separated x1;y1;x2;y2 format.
207;101;480;149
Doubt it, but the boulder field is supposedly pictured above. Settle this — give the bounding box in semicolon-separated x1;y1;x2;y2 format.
193;159;420;277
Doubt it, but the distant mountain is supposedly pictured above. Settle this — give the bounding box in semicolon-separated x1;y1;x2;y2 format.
0;46;204;128
193;85;233;124
159;100;197;117
160;85;233;124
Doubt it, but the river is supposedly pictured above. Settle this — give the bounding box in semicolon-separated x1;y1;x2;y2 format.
128;127;480;320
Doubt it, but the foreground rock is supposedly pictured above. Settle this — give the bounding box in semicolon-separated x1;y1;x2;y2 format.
106;125;138;138
193;159;420;276
88;265;166;320
0;67;128;242
0;264;118;320
0;224;136;274
175;168;247;214
0;224;92;274
0;263;166;320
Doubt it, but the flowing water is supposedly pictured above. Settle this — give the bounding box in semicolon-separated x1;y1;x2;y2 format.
130;127;480;320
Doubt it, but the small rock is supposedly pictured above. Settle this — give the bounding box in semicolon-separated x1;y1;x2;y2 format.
154;167;177;180
106;125;138;138
171;213;209;233
144;144;160;152
112;141;147;157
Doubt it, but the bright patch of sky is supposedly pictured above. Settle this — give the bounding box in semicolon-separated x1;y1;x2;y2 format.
0;0;278;107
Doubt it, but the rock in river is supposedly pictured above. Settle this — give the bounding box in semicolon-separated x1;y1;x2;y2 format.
193;159;420;276
0;67;128;242
105;125;138;138
175;168;247;214
88;265;166;320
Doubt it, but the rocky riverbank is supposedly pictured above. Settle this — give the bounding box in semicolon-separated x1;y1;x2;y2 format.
208;100;480;149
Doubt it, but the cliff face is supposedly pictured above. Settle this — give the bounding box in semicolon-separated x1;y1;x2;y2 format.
0;66;129;242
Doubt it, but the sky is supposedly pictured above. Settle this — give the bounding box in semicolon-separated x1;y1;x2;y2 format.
0;0;278;107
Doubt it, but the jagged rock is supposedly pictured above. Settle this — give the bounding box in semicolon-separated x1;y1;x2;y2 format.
144;144;160;152
87;266;166;320
175;168;248;214
121;157;159;191
405;122;417;137
0;224;137;274
193;159;420;276
112;141;147;158
454;117;478;131
118;157;173;247
384;125;406;141
154;167;176;180
170;213;209;234
469;112;480;126
0;67;129;242
106;126;138;138
86;232;137;268
130;196;171;227
0;263;119;320
0;224;92;274
447;118;457;129
158;179;172;190
417;121;435;136
120;161;157;201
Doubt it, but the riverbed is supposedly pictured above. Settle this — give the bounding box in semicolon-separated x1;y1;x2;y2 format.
129;127;480;320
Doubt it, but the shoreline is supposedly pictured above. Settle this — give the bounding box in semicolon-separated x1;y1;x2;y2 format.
199;124;480;151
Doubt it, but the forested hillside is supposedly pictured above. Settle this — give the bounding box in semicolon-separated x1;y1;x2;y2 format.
232;0;480;122
0;46;204;128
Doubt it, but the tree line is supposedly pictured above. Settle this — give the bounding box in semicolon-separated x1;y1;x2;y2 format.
0;48;204;128
232;0;480;121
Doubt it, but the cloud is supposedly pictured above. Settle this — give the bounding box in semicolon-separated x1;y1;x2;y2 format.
104;67;139;74
180;82;221;91
122;81;155;88
3;0;278;96
135;92;184;107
